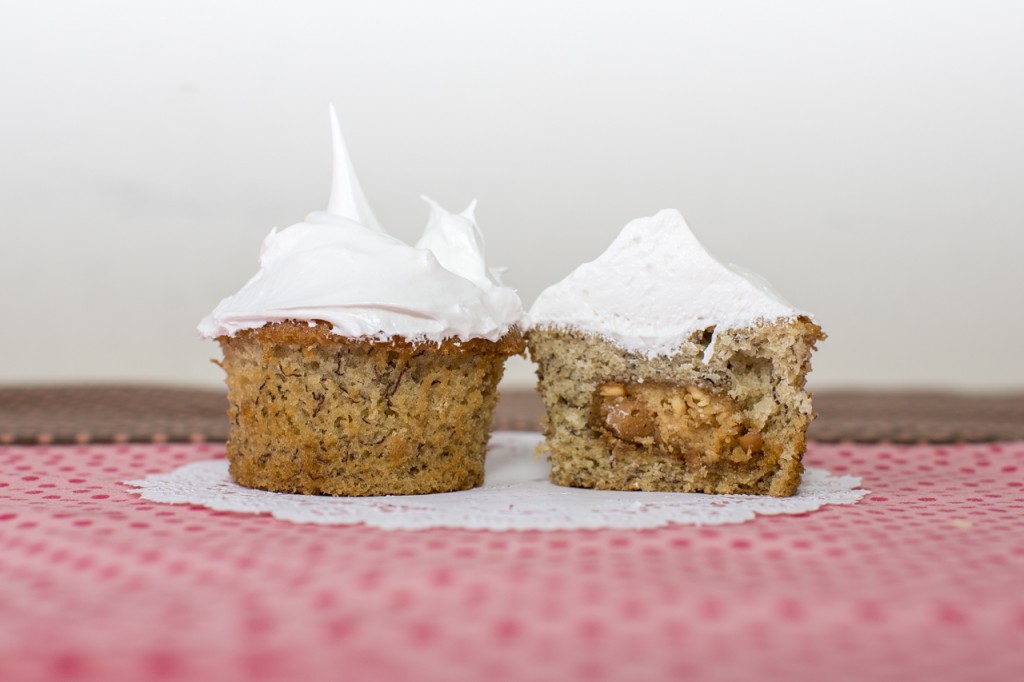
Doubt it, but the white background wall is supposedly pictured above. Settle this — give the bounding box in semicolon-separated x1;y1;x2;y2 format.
2;1;1022;390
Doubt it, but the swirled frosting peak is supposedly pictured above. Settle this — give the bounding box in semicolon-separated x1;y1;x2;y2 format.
198;108;524;342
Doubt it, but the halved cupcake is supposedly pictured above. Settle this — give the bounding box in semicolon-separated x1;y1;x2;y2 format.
527;210;823;497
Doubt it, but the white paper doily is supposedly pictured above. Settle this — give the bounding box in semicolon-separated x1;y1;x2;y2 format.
124;431;868;530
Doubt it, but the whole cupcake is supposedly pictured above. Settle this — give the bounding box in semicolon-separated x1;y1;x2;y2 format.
199;109;524;496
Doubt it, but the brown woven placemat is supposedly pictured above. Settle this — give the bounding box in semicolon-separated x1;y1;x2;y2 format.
0;385;231;445
1;385;1022;445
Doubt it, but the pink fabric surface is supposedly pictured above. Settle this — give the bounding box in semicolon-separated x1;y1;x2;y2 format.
1;441;1022;682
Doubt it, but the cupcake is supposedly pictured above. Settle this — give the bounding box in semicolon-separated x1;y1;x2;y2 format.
527;210;824;497
199;109;524;496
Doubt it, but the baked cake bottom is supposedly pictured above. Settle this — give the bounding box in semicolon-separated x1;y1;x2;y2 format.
527;319;824;497
217;321;523;496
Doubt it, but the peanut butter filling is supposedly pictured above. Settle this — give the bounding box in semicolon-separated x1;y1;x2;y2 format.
591;382;765;466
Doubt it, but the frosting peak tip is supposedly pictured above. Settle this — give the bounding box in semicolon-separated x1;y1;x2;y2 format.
326;105;383;231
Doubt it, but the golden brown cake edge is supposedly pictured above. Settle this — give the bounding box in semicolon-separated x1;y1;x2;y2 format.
215;320;524;496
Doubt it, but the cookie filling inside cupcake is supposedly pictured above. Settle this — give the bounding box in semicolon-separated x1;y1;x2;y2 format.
592;381;765;466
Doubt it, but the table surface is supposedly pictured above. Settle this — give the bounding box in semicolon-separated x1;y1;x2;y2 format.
2;386;1023;682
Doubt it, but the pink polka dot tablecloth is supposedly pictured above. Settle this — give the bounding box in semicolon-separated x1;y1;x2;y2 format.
1;441;1023;682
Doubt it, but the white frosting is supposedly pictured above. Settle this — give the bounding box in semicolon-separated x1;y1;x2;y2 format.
528;209;808;360
198;107;523;342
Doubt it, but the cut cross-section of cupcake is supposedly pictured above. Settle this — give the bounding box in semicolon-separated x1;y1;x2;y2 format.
527;210;824;497
198;108;525;496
